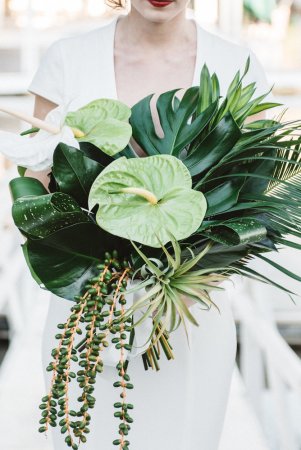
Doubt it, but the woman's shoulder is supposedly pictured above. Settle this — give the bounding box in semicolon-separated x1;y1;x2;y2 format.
196;24;254;62
52;18;116;55
195;23;271;96
27;18;117;104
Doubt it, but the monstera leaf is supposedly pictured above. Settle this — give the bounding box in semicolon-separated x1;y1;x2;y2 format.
130;87;218;157
89;155;207;247
65;99;132;156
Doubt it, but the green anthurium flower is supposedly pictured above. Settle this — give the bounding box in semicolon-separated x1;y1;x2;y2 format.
65;99;132;156
88;154;207;247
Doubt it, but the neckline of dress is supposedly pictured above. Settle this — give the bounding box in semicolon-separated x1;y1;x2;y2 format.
109;15;201;102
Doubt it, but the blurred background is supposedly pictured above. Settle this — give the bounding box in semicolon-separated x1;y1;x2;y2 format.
0;1;301;449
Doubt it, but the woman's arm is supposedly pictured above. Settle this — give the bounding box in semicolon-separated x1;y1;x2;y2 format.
24;94;58;189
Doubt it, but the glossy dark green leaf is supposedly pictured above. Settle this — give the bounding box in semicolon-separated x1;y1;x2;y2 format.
12;192;90;239
202;218;267;246
182;113;241;177
240;149;277;195
52;143;105;207
23;222;130;299
205;178;245;217
130;87;218;156
10;169;131;299
78;141;115;165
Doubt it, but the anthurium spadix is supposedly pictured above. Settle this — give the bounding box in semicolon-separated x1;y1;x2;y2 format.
0;98;132;171
88;155;207;247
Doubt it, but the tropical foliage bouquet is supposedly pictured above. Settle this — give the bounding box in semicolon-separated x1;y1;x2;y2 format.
1;59;301;450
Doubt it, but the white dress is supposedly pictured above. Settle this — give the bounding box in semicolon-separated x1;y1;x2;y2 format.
28;15;271;450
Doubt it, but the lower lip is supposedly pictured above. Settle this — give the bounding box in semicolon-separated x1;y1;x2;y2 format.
147;0;173;7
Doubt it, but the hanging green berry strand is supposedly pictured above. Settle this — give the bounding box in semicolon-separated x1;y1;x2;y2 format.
112;264;134;450
70;260;114;447
38;309;83;448
38;251;134;449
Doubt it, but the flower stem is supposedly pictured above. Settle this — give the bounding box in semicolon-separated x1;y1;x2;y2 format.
0;105;61;134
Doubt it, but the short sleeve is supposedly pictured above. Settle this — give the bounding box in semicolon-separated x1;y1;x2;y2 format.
28;40;64;105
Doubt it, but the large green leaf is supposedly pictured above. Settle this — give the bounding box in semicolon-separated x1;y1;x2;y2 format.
10;175;131;299
12;191;90;238
65;99;132;156
205;178;245;217
89;155;207;247
182;113;241;177
130;87;218;156
239;149;277;196
202;218;267;246
52;143;106;207
23;222;130;300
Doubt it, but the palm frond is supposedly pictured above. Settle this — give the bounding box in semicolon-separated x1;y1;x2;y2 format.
265;142;301;198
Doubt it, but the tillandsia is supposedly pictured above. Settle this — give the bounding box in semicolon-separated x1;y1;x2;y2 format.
2;57;301;448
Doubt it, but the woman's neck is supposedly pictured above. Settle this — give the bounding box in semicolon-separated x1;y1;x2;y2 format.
117;8;193;51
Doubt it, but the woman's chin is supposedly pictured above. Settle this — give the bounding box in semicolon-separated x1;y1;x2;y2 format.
131;0;182;23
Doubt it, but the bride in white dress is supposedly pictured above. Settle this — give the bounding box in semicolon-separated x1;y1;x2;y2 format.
26;1;271;449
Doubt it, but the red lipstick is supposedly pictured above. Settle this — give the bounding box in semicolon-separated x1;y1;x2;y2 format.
147;0;173;7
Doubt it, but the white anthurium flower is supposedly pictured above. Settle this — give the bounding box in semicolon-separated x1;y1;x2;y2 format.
0;103;80;172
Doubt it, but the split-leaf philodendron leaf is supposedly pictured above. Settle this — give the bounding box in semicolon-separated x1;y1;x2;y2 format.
88;155;207;247
65;99;132;156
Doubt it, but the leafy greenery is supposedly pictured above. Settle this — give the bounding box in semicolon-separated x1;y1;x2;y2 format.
122;239;228;344
52;143;109;208
9;58;301;298
6;59;301;450
129;87;218;157
10;176;130;299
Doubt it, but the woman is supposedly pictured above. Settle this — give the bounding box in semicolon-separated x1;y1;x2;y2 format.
27;1;271;449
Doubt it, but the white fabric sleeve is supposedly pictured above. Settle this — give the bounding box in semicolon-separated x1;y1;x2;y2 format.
27;40;64;105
